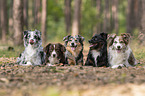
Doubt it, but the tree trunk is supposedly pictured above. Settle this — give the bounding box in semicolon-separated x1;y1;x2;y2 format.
141;0;145;32
13;0;23;45
72;0;81;36
94;0;102;35
126;0;139;35
28;0;34;28
64;0;71;34
1;0;8;43
138;0;145;44
138;0;142;30
9;0;13;38
112;0;119;34
41;0;47;44
0;0;2;39
34;0;41;25
23;0;28;29
103;0;110;32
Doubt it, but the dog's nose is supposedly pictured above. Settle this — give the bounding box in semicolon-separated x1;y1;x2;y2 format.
71;43;74;46
30;39;34;45
53;54;56;57
117;46;121;49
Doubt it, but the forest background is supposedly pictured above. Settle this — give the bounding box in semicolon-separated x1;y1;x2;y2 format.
0;0;145;46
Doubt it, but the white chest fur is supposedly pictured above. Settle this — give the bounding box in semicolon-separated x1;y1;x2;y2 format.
48;57;59;65
108;46;132;67
25;45;37;57
24;44;40;64
91;50;100;66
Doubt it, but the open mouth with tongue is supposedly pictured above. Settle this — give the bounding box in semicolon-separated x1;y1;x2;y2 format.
89;43;98;47
70;46;77;51
116;49;121;53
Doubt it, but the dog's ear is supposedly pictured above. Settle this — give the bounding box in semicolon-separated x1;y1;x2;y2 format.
77;35;85;42
63;35;71;41
63;35;71;46
35;29;41;35
121;33;130;45
43;43;51;53
23;30;28;38
107;34;116;40
100;33;108;40
35;29;42;40
58;43;66;52
107;34;116;46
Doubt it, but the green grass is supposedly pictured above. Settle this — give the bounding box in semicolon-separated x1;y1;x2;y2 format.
0;46;24;58
130;40;145;66
131;41;145;60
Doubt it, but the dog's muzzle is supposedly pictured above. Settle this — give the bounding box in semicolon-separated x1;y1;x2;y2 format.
89;43;98;47
30;39;34;45
89;40;97;47
116;46;122;53
70;43;77;50
53;54;56;57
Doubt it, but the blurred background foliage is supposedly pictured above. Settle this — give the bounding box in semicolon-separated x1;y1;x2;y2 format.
0;0;145;45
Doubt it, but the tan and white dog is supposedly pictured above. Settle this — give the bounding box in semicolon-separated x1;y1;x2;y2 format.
108;33;137;68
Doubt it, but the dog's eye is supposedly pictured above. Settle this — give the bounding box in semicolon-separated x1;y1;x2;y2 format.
114;41;117;43
55;49;59;51
34;35;38;38
120;41;124;43
28;35;31;38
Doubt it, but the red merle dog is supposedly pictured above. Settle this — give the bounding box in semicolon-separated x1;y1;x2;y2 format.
108;33;137;68
43;43;66;66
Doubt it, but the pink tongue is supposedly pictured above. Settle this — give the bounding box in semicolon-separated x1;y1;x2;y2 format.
71;47;75;51
89;44;97;47
117;50;121;53
89;45;94;47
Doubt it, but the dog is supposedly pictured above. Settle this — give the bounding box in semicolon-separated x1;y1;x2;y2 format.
85;33;109;67
17;29;45;66
108;33;137;68
63;35;85;65
43;43;66;66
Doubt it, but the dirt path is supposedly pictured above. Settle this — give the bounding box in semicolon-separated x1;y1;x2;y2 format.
0;62;145;96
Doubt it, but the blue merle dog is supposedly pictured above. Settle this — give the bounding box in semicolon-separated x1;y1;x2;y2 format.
17;29;45;66
63;35;85;65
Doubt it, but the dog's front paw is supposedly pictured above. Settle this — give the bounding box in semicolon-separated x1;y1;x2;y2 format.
26;62;32;65
20;61;32;66
47;63;55;66
111;64;125;68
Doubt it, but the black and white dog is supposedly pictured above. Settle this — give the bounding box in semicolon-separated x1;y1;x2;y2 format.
43;43;66;66
108;33;137;68
63;35;85;65
85;33;109;67
17;29;45;66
